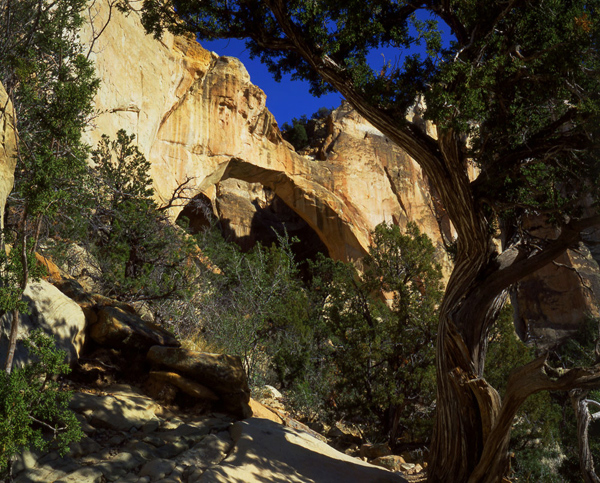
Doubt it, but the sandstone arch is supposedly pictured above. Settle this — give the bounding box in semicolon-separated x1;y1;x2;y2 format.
196;157;369;262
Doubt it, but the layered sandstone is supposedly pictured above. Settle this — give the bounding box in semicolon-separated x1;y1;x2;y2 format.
80;0;599;346
79;0;447;266
0;81;17;229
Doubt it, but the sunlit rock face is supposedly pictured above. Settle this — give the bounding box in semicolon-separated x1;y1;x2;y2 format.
79;0;448;266
0;81;17;229
80;0;599;346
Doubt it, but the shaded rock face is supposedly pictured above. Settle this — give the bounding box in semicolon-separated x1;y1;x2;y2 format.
147;346;252;419
510;217;600;349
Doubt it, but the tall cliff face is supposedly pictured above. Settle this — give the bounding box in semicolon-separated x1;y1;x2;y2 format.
79;0;448;267
81;0;599;347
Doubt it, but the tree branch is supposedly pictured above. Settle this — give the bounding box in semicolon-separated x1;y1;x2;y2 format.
469;357;600;482
479;215;600;305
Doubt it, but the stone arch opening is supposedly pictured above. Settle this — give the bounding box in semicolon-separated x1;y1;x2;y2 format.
177;179;330;269
177;157;369;263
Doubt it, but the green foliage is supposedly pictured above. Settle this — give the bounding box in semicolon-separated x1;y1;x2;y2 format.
2;0;99;223
281;116;309;151
486;307;563;481
195;226;311;385
305;222;441;447
0;239;47;317
0;330;83;475
74;130;198;304
0;0;98;373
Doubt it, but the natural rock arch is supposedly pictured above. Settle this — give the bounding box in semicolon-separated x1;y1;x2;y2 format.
195;157;369;262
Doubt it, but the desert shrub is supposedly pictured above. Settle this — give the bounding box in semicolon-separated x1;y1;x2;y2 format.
195;226;312;386
0;330;82;477
486;306;564;481
273;222;441;448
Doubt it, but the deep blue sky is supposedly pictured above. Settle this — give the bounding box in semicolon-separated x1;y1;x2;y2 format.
200;13;451;127
200;38;344;126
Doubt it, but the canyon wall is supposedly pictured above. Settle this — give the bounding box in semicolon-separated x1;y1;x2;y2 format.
79;0;448;266
80;0;599;347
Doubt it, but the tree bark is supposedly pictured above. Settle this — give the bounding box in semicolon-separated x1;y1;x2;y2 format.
571;390;600;483
3;233;28;374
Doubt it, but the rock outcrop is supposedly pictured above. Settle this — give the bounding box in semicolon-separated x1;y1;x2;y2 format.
0;80;17;230
79;0;599;345
79;0;447;266
202;418;407;483
0;280;87;366
510;217;600;348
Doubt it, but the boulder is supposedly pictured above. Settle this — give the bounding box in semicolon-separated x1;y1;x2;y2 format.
0;280;86;367
147;346;251;418
89;306;179;352
249;399;284;424
360;443;392;460
149;371;219;401
69;385;160;432
201;418;407;483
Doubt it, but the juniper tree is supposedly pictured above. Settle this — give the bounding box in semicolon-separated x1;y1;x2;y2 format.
139;1;600;480
0;0;98;373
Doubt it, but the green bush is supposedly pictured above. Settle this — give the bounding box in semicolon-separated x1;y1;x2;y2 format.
0;330;83;477
195;227;311;386
303;222;441;448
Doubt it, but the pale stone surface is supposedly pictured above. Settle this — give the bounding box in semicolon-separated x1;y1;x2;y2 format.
0;280;86;366
0;81;16;230
69;389;160;432
248;399;284;425
200;418;407;483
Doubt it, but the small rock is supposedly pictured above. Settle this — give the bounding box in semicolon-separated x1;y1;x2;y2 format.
143;419;161;433
139;459;177;480
11;449;40;475
54;466;104;483
360;442;392;460
107;434;126;446
371;455;406;472
161;417;185;430
125;441;159;460
67;437;103;458
154;440;190;459
175;433;232;468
